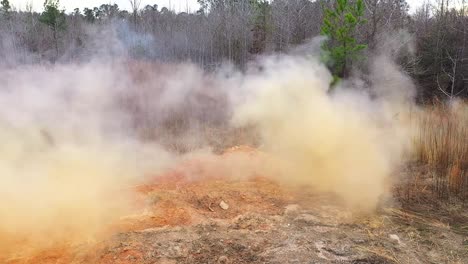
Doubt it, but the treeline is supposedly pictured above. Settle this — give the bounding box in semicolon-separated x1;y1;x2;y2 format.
0;0;467;99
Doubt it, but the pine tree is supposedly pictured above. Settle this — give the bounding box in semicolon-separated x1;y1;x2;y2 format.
321;0;367;84
0;0;11;14
39;0;66;58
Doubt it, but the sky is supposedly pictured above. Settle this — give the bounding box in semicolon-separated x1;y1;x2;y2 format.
7;0;439;14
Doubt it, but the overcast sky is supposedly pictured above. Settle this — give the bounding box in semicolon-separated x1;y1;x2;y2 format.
9;0;428;13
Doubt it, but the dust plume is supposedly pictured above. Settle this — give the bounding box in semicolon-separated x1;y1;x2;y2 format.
232;55;412;211
0;37;416;259
0;62;176;256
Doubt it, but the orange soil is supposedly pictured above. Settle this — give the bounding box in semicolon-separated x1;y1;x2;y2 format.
3;146;292;264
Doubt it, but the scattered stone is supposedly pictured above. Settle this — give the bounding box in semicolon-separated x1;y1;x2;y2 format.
351;238;367;244
389;234;402;245
217;255;229;263
220;200;229;210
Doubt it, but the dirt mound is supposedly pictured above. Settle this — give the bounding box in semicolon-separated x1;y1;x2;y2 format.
126;145;289;231
2;147;467;264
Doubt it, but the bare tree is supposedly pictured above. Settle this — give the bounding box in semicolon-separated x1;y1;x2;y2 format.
0;0;466;99
129;0;141;27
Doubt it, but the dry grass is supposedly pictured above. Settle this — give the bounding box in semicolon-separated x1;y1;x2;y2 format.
409;99;468;202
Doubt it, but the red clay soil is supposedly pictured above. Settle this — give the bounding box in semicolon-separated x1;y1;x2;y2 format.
3;146;467;264
2;146;292;264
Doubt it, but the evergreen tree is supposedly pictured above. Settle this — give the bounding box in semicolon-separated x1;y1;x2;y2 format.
39;0;67;58
0;0;11;15
321;0;367;84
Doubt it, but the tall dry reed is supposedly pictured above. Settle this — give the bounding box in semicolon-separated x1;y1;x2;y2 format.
411;100;467;201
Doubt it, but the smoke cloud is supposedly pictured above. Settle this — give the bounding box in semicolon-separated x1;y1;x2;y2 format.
0;62;177;256
0;35;415;259
232;55;411;211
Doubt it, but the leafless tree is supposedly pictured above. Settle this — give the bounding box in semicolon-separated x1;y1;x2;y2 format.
129;0;141;26
0;0;466;99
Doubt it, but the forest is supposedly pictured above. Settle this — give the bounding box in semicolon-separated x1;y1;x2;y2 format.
0;0;467;100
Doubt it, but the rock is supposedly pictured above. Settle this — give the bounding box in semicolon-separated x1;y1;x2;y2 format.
217;255;229;263
351;238;367;244
219;201;229;210
389;234;402;245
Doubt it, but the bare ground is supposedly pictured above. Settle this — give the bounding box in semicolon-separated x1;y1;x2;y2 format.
3;149;468;264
